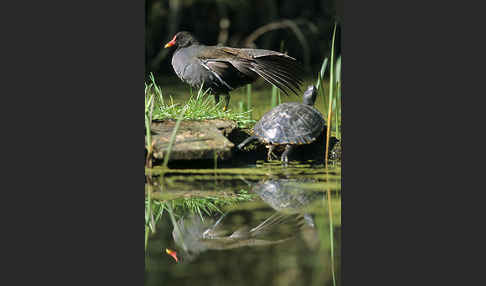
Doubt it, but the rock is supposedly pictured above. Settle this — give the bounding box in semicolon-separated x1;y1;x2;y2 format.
148;119;237;161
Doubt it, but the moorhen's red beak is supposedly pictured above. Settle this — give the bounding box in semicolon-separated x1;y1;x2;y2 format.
164;35;176;48
165;248;179;263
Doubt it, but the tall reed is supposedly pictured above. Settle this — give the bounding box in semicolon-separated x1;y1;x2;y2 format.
246;84;252;119
325;23;338;168
162;106;187;168
145;80;156;168
335;56;342;140
326;174;337;286
271;85;278;108
316;58;329;117
145;181;152;251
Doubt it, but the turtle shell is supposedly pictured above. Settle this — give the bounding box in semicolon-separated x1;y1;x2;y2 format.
252;179;324;213
254;102;325;145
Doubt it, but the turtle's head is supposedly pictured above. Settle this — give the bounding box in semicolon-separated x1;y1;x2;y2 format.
302;86;318;106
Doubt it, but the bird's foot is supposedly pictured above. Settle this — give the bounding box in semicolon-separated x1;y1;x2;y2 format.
223;94;230;112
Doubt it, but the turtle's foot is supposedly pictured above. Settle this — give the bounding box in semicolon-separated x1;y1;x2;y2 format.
281;153;289;163
280;145;294;166
281;153;289;167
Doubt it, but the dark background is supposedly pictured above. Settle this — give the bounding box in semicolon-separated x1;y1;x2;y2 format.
146;0;340;77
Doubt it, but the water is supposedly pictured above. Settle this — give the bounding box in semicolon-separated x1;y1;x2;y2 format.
145;163;341;286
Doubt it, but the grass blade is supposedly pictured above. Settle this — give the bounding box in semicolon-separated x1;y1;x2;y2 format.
317;58;329;118
326;180;337;286
246;84;252;120
316;57;328;91
271;85;278;108
162;107;187;168
335;56;342;140
325;22;338;168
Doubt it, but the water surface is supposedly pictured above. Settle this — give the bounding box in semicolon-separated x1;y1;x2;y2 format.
145;163;341;286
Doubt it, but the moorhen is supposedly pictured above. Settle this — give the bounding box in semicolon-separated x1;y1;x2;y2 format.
164;31;304;111
166;212;305;263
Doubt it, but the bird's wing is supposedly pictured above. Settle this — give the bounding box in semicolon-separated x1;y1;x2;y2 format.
249;213;305;238
220;47;304;96
199;59;235;91
198;57;258;91
196;46;303;95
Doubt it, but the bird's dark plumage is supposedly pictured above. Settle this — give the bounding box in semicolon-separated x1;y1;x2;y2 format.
164;31;305;110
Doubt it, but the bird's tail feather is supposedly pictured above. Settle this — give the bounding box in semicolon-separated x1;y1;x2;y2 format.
249;213;305;238
251;55;304;95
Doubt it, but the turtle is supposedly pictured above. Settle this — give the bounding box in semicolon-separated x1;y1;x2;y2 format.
251;178;324;228
237;85;326;163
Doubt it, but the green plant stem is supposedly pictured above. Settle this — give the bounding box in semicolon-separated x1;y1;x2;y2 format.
326;181;336;286
335;84;340;140
325;23;338;168
317;58;329;118
145;88;155;168
335;56;342;140
145;225;149;251
163;107;187;168
145;180;153;251
246;84;252;119
271;85;277;108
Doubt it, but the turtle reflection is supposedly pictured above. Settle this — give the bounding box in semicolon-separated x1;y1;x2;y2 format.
251;178;326;250
170;211;305;263
251;178;325;226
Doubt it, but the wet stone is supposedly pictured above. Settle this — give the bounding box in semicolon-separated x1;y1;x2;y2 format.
149;119;237;161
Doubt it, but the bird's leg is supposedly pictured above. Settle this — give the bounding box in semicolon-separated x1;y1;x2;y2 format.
214;94;220;104
281;144;294;164
223;94;230;111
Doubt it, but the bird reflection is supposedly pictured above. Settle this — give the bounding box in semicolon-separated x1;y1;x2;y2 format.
167;179;327;263
169;211;305;263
